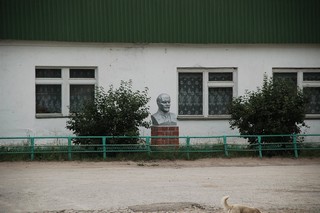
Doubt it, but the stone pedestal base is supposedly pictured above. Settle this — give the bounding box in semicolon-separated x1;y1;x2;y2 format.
151;126;179;146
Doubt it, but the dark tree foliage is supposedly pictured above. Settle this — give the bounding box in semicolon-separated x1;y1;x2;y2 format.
229;75;308;146
66;80;150;145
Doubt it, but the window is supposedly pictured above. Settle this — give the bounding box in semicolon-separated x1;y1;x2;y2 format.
35;67;96;117
178;68;237;119
273;68;320;118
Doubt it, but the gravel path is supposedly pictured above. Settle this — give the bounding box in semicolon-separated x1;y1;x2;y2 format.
0;158;319;213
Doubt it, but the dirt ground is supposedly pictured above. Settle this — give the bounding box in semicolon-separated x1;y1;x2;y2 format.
0;158;320;213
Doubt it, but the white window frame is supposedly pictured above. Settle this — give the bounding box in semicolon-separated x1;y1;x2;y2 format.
177;67;237;120
273;68;320;119
35;67;97;118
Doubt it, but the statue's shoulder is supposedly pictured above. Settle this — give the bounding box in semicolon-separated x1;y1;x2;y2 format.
169;112;177;121
151;111;161;118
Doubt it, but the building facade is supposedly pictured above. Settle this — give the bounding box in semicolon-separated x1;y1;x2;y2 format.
1;0;319;137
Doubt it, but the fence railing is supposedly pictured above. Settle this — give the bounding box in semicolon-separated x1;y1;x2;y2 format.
0;134;319;160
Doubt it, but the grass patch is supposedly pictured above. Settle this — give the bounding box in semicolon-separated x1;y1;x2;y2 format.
1;142;319;161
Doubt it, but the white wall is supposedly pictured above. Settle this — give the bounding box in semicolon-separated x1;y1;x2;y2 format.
0;41;319;137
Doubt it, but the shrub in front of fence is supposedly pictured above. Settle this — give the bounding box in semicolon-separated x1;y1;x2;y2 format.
229;75;309;156
66;80;151;146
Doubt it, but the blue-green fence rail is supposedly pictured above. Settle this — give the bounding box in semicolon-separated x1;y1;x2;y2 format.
0;134;319;160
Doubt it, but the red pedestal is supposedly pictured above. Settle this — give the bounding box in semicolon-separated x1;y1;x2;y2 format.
151;126;179;146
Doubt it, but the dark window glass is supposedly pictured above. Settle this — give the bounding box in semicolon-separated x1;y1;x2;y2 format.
36;69;61;78
304;87;320;114
303;72;320;81
208;87;233;115
273;72;297;85
70;85;95;113
70;69;95;78
36;85;61;113
209;72;233;81
178;73;203;115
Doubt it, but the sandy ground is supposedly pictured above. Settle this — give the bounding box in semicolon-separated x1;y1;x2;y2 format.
0;158;320;213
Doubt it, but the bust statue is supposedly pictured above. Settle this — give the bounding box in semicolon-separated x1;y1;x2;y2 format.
151;93;177;126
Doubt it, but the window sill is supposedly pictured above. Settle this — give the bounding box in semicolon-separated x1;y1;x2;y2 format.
36;113;68;119
177;115;231;120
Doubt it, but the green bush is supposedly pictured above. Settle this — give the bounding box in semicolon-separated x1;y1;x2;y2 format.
66;80;151;145
229;75;308;147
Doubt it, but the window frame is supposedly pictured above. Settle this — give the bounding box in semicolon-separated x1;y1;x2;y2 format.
35;67;97;118
273;68;320;119
177;67;237;120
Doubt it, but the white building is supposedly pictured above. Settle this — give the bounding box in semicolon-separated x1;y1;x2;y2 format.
1;0;319;137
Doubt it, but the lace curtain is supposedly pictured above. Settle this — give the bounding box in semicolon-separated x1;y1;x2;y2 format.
70;85;95;113
36;85;61;113
274;72;320;114
208;87;232;115
178;73;203;115
303;72;320;114
304;87;320;114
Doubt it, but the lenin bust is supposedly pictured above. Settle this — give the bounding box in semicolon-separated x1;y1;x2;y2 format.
151;93;177;126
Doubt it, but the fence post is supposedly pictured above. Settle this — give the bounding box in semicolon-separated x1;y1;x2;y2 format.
30;137;35;161
102;137;107;160
186;137;190;160
68;137;72;161
146;136;151;157
293;134;299;158
223;136;228;157
258;136;262;159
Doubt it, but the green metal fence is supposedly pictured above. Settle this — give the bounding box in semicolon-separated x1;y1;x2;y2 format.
0;134;319;160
